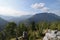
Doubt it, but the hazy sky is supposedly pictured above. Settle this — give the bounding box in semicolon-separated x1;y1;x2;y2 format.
0;0;60;16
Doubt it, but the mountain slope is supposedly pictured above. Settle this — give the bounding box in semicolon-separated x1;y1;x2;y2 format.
0;17;8;31
27;13;60;23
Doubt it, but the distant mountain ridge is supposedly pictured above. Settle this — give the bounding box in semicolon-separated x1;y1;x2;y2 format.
0;15;32;24
0;13;60;24
27;13;60;23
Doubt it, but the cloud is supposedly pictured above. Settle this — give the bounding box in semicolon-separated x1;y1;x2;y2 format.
31;3;45;9
0;6;32;16
31;3;49;12
0;0;34;16
49;10;60;16
40;7;49;12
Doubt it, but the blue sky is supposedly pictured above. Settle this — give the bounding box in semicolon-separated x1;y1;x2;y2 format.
0;0;60;16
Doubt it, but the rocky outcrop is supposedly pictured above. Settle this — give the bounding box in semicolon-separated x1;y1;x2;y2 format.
43;29;60;40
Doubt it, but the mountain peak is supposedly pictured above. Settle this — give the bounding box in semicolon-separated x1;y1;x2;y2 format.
27;13;60;23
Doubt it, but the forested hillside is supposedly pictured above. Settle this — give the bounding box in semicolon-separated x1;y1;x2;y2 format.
0;21;60;40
